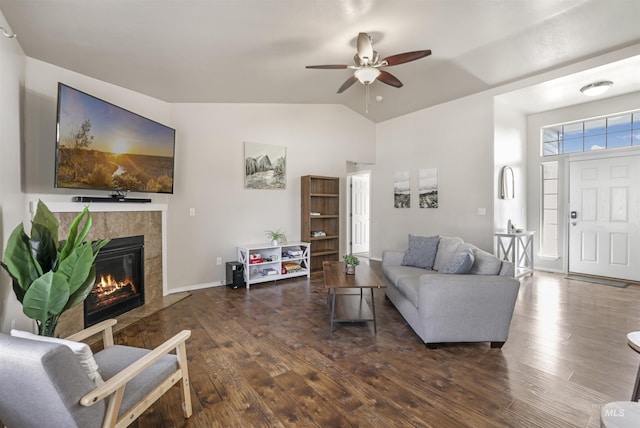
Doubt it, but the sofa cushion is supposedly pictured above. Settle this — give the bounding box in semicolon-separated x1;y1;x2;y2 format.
433;237;464;271
401;234;440;269
468;246;502;275
11;329;104;386
441;244;475;274
384;264;429;287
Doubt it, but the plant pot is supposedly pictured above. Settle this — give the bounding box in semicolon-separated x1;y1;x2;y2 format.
272;239;279;246
345;264;356;275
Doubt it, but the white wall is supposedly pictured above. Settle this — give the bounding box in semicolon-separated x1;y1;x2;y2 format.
167;103;376;290
493;97;527;235
16;57;377;295
0;11;27;332
527;91;640;273
371;92;496;258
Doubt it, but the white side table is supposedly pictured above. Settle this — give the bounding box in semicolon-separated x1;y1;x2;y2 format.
495;231;535;278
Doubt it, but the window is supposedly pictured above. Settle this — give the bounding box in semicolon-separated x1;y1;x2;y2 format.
542;109;640;156
541;162;558;257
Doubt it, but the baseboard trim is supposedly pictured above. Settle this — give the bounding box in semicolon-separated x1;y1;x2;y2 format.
167;281;225;294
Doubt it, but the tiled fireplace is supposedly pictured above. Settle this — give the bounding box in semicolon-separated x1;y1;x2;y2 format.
43;202;166;337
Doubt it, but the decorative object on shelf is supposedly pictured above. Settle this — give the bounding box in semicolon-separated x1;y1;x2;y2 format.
245;141;286;189
265;228;287;246
500;166;514;199
343;254;360;275
394;171;410;208
0;200;110;336
419;168;438;208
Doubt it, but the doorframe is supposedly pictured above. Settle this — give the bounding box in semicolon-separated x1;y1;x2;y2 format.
564;148;640;276
346;170;371;256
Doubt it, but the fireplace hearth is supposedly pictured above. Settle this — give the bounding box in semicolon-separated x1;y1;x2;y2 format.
85;235;145;327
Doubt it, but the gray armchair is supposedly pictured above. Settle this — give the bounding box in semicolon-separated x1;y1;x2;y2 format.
0;319;192;428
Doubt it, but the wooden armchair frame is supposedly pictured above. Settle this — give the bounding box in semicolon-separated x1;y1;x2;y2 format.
66;319;192;428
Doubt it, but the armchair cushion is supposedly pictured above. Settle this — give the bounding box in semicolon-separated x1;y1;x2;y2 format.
11;329;104;386
402;234;440;269
94;345;178;417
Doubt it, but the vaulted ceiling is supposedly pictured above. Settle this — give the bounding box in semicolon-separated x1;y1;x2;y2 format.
1;0;639;122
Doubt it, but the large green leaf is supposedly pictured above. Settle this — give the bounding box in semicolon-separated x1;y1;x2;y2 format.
29;222;58;272
60;207;91;262
64;265;96;311
57;242;94;294
33;201;59;241
22;271;70;324
1;224;41;290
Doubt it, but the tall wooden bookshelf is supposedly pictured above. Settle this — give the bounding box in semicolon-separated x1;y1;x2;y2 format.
301;175;340;272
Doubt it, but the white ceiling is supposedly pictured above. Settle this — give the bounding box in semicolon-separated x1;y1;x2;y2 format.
1;0;639;122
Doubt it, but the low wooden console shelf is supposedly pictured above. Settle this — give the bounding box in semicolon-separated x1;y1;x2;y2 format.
237;241;310;288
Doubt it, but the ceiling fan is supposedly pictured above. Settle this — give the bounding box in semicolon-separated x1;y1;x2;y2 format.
306;32;432;94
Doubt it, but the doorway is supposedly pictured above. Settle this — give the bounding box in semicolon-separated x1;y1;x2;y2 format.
348;172;370;257
568;154;640;281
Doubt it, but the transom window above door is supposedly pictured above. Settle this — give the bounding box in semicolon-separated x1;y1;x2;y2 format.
542;110;640;156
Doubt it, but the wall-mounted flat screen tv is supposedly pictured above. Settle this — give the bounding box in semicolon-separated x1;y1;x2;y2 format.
55;83;176;194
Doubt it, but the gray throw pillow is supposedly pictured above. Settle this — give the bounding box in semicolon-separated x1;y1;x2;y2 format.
441;244;475;274
401;234;440;269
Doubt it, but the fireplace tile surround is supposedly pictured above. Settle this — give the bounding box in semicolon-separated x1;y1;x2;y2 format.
36;202;186;337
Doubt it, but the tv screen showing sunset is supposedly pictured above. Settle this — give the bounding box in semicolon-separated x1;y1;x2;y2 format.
55;83;176;193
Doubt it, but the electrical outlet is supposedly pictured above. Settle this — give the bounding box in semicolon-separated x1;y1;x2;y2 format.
477;208;487;215
216;257;222;265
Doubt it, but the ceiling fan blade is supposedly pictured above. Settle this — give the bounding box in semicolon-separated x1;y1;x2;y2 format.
337;75;358;93
382;50;432;66
356;32;374;64
378;70;403;88
306;64;350;69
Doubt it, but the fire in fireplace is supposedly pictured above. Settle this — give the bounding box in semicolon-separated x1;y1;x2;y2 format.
84;235;145;327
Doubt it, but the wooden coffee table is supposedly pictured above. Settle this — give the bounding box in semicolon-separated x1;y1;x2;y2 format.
323;261;386;333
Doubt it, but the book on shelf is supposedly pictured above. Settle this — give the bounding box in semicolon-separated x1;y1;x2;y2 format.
310;212;321;216
261;268;278;276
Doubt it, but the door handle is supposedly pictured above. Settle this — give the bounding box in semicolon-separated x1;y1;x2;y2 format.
571;221;577;226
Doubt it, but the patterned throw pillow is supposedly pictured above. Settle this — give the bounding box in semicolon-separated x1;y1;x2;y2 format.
401;234;440;269
441;244;475;274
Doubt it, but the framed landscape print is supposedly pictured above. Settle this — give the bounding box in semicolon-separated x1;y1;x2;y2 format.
394;171;410;208
244;142;286;189
419;168;438;208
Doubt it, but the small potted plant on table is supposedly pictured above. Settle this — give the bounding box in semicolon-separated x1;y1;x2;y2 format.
265;228;287;246
343;254;360;275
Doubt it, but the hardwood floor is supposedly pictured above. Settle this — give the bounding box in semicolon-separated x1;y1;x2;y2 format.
115;262;640;427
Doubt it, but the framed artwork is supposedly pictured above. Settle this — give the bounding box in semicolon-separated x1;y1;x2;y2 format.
394;171;410;208
244;142;286;189
419;168;438;208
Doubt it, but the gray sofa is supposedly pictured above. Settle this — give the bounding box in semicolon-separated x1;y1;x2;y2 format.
382;235;520;348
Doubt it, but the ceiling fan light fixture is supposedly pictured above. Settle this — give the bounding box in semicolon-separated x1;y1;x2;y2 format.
355;67;381;84
580;80;613;96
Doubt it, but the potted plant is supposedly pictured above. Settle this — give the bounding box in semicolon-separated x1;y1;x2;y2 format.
265;228;287;246
0;201;109;336
343;254;360;274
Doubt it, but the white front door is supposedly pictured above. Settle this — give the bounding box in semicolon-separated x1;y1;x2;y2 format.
350;173;370;254
569;155;640;281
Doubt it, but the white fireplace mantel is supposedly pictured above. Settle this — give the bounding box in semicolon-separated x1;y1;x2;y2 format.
33;201;167;215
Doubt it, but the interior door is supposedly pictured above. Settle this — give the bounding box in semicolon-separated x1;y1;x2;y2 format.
350;173;370;254
569;155;640;281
